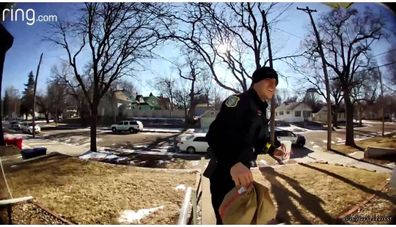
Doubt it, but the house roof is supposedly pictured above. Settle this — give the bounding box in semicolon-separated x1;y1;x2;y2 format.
113;90;130;102
276;102;312;111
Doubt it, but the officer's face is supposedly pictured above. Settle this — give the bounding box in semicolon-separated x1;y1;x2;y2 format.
254;79;277;101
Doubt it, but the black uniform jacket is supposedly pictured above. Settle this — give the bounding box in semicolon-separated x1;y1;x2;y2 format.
206;88;280;170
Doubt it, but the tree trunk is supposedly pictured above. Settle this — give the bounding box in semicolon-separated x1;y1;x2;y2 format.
187;105;196;125
90;103;98;152
344;93;356;147
332;106;338;128
45;113;49;123
358;103;363;127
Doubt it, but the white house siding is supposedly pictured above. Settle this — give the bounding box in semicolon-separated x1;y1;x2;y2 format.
275;103;312;122
124;109;186;118
312;108;346;123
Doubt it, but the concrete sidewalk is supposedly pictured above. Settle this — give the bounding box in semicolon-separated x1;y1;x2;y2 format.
293;150;393;173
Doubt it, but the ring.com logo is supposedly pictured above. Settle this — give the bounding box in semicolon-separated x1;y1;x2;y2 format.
2;8;58;26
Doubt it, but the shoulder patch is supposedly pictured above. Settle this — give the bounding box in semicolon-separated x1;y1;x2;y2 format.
225;96;240;108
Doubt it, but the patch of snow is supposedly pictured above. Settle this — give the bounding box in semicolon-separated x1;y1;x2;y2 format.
190;161;200;166
175;184;186;191
79;150;116;160
322;140;327;143
142;128;182;133
310;141;315;145
277;124;310;133
133;145;148;149
258;159;269;168
115;157;129;163
157;160;169;165
312;145;320;149
118;206;164;224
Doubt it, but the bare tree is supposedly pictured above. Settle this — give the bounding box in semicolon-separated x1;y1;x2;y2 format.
36;92;50;123
351;66;380;126
385;51;396;85
46;3;168;151
50;62;90;125
3;86;21;119
162;3;299;93
303;7;386;147
176;54;207;124
174;86;190;119
155;77;176;113
330;79;344;127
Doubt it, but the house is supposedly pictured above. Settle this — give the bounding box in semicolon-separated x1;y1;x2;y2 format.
199;108;219;129
194;103;211;116
275;102;312;122
131;93;166;110
312;105;346;123
98;90;133;117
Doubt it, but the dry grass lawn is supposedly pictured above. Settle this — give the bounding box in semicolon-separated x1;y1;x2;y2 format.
332;133;396;165
253;163;394;224
1;154;197;224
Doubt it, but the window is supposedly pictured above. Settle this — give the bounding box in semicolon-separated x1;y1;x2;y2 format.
286;131;295;137
295;111;301;117
303;111;311;118
193;137;207;142
123;122;128;125
279;111;284;115
286;111;290;115
275;131;287;137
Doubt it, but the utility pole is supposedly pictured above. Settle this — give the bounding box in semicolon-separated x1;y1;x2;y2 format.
32;53;43;139
378;67;385;136
297;6;332;151
262;9;276;143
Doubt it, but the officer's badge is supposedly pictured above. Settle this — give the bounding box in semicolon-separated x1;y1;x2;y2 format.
257;110;262;116
225;96;240;108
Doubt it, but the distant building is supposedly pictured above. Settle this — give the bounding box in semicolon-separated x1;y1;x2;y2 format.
131;93;170;111
275;102;312;122
312;105;346;123
199;109;219;129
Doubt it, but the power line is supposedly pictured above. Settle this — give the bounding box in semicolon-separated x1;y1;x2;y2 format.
372;48;396;58
353;61;396;75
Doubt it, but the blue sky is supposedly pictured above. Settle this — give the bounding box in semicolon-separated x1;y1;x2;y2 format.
2;2;395;98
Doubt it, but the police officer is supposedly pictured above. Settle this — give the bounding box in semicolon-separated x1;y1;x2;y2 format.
204;67;287;224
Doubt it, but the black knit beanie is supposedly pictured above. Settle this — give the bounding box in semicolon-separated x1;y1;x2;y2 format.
251;67;278;85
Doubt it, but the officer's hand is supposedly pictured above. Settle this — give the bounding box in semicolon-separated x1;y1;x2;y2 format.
272;148;291;164
230;162;253;187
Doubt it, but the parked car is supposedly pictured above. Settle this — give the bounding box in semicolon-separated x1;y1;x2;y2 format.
9;121;21;130
20;122;41;134
177;133;210;153
111;120;143;133
275;129;305;147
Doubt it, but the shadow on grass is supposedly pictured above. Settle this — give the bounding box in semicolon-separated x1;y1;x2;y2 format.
290;146;315;159
299;163;395;202
329;148;393;170
260;167;341;224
